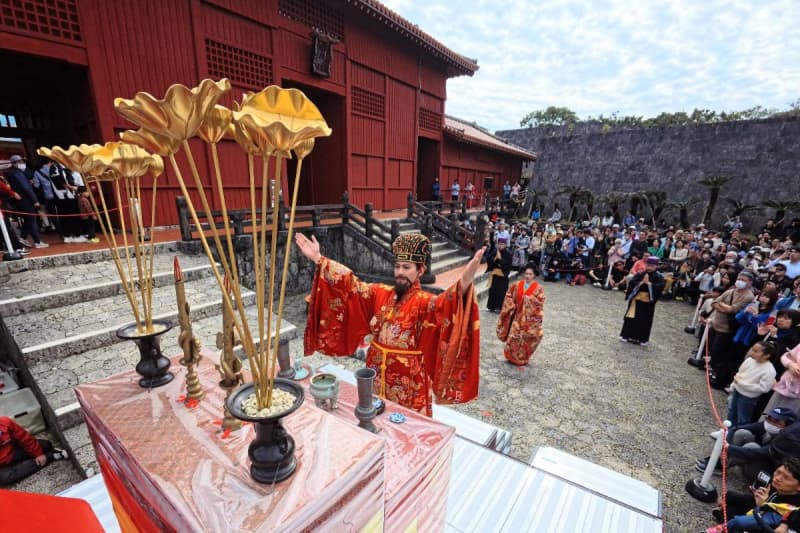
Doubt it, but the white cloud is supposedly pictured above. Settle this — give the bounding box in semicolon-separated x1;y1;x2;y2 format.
380;0;800;131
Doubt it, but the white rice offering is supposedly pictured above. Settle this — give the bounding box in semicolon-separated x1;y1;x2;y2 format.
241;390;296;417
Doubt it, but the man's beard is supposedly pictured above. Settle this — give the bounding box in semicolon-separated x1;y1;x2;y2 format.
394;277;411;297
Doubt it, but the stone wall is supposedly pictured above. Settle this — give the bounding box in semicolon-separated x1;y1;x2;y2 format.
177;225;394;297
497;116;800;228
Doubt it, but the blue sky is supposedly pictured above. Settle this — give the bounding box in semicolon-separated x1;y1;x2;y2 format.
381;0;800;132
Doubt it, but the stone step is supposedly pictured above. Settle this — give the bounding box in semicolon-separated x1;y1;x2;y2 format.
431;240;450;251
61;323;301;478
431;247;465;264
10;276;256;365
0;241;180;275
40;304;297;432
0;260;216;316
431;254;471;273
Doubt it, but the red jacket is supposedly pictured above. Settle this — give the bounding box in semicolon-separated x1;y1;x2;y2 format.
0;416;43;465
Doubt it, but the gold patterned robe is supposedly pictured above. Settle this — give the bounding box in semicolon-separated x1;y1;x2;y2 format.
304;258;480;416
496;280;545;365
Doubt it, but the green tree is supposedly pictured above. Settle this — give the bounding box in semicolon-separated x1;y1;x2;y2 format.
524;188;548;215
556;185;590;221
639;190;668;226
577;189;596;220
666;200;697;229
698;175;735;226
761;200;800;227
723;198;762;218
599;192;628;223
520;106;578;128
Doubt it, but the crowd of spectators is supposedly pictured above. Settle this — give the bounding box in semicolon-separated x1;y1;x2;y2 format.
1;154;99;254
483;203;800;532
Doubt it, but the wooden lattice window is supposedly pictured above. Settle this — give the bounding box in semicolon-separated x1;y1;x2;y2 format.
419;108;442;131
205;39;273;89
278;0;344;41
0;0;82;42
352;87;384;120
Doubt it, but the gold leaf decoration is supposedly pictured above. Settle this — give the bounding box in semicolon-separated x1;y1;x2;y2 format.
114;78;231;142
231;86;331;157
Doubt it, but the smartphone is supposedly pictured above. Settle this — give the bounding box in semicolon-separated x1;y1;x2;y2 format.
750;470;771;491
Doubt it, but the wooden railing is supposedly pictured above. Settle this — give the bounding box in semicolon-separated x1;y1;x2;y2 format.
406;193;486;252
176;193;397;256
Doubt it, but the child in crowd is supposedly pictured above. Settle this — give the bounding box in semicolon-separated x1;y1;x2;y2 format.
765;339;800;416
727;341;777;426
77;186;99;243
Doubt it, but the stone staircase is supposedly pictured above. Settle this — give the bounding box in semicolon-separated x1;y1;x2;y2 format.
0;242;297;482
346;214;518;301
354;217;473;274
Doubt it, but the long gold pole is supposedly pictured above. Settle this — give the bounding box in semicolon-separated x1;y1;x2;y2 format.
264;155;285;407
268;159;302;406
259;155;273;406
146;173;159;332
114;178;141;331
128;178;148;332
247;152;266;404
88;182;140;326
167;152;259;385
181;142;259;384
209;143;241;288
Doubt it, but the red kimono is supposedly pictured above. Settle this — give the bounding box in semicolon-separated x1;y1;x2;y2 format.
496;280;545;365
304;258;480;416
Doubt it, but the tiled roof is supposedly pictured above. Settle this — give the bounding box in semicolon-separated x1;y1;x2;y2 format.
444;116;537;160
347;0;479;77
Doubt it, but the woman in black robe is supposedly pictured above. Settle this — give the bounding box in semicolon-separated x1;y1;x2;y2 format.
486;238;513;312
620;257;666;346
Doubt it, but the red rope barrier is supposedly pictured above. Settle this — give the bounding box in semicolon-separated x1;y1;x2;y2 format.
704;332;729;530
0;205;125;217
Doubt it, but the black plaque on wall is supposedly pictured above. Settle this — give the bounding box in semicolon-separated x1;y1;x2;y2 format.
311;31;337;78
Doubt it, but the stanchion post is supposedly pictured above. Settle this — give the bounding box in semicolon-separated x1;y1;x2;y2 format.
0;208;22;261
694;324;710;361
686;421;731;502
685;297;703;334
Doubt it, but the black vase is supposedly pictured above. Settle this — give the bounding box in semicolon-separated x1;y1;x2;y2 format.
227;380;305;484
116;319;175;388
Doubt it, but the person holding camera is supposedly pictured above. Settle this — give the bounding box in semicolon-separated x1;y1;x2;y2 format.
704;457;800;533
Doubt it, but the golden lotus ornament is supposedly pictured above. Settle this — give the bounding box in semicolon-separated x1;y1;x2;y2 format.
232;86;332;157
114;78;231;142
38;144;107;176
37;140;172;388
121;128;181;156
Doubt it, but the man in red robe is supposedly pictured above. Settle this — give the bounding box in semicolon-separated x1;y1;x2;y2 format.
297;232;484;416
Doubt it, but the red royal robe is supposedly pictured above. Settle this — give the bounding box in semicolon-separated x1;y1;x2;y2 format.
496;280;545;366
304;257;480;416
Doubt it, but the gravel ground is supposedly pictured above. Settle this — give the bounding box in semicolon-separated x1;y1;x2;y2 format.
10;278;739;531
283;282;738;532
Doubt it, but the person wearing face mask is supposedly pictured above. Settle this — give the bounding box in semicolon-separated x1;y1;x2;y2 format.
695;408;798;479
707;271;756;389
4;155;48;248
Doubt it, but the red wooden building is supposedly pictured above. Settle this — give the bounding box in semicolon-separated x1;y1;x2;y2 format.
0;0;534;225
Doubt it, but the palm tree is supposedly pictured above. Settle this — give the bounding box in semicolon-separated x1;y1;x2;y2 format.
556;185;590;221
666;200;696;229
628;191;647;218
724;198;762;218
761;200;800;227
578;189;595;220
639;190;668;226
698;175;734;226
525;188;548;214
599;192;628;223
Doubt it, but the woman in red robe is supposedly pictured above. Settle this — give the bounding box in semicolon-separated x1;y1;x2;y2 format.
297;232;485;416
496;265;545;365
